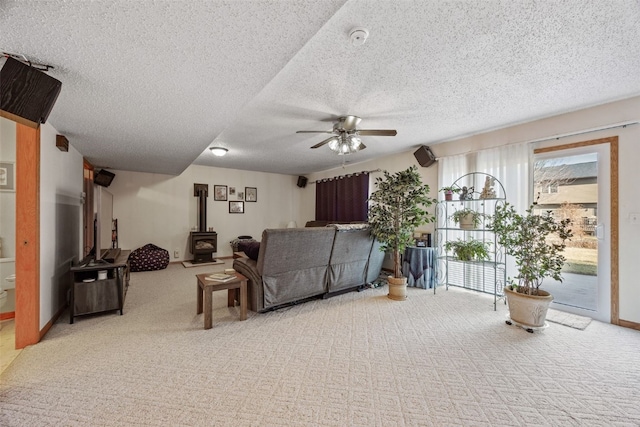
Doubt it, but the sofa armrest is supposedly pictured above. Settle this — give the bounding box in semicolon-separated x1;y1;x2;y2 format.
233;257;264;312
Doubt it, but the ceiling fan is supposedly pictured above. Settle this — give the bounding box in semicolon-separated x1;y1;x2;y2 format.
296;115;397;155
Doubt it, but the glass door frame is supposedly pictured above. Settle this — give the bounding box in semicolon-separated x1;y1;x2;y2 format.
533;136;619;324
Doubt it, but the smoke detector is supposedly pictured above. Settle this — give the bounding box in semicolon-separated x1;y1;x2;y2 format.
349;27;369;46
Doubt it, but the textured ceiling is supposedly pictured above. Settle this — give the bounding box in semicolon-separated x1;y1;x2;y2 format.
2;1;640;176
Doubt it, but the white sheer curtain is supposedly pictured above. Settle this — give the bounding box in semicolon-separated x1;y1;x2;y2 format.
438;152;471;198
476;142;532;212
439;142;531;210
438;142;533;287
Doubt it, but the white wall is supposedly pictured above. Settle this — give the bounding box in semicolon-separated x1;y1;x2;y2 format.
39;122;84;329
107;165;298;260
0;117;16;259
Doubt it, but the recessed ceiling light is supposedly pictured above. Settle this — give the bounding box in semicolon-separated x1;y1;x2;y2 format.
349;27;369;46
209;147;228;157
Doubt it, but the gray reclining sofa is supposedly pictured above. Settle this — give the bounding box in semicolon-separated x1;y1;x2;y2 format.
232;224;385;312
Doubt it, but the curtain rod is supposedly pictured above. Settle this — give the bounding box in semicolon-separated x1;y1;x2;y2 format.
521;120;639;145
309;169;382;184
438;120;639;158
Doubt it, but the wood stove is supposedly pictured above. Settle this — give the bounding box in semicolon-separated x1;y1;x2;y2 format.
190;231;217;263
190;184;217;263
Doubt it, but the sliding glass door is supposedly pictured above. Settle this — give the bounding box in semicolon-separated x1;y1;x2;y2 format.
533;143;611;322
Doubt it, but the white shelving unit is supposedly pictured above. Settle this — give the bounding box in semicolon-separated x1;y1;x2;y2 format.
435;172;507;310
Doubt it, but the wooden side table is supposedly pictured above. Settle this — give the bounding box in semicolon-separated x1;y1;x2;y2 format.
196;272;247;329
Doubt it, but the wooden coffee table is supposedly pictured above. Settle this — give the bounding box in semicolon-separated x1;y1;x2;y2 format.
196;272;247;329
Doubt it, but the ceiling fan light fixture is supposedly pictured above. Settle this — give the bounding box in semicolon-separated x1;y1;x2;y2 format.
328;134;363;155
209;147;228;157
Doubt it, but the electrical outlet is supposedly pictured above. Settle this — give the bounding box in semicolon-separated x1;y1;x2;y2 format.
174;249;179;258
630;212;640;224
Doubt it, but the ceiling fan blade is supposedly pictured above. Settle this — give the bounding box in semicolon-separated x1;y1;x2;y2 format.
357;129;397;136
296;130;334;134
310;136;337;149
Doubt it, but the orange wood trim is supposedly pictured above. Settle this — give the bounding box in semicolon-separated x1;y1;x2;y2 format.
609;138;619;324
0;311;16;320
15;123;40;349
618;319;640;331
533;136;618;154
533;136;620;326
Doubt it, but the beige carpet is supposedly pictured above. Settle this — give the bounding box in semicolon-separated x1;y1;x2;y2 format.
1;263;640;426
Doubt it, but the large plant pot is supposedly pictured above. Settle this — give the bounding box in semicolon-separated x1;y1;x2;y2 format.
504;286;553;327
387;276;408;300
459;213;475;230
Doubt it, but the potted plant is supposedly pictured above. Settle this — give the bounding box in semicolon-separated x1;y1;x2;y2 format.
444;238;490;261
449;207;487;230
369;166;436;300
489;202;572;329
440;186;460;201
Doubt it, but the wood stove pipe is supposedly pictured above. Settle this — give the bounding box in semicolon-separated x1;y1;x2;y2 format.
193;183;209;232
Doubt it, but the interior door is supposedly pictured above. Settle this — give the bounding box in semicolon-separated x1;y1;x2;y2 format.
533;143;611;322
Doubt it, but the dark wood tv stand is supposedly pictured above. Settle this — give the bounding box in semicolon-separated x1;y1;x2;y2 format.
69;250;130;324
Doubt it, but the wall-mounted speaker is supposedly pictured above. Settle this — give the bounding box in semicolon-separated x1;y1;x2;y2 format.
297;176;308;188
0;57;62;129
94;169;116;187
413;145;437;167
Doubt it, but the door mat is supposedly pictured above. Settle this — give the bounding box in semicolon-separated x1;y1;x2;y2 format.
181;260;225;268
546;309;592;330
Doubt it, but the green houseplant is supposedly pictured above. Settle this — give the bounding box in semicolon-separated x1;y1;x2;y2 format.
369;166;436;300
489;202;573;328
440;186;460;201
444;238;490;261
449;207;487;230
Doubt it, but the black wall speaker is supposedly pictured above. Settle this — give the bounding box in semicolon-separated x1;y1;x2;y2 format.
413;145;437;167
0;57;62;129
94;169;116;187
297;176;308;188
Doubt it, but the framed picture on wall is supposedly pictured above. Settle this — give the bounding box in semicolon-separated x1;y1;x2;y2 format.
229;201;244;213
237;191;244;200
0;162;15;192
214;185;227;201
229;186;236;196
245;187;257;202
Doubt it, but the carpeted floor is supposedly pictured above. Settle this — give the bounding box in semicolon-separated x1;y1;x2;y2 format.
1;262;639;426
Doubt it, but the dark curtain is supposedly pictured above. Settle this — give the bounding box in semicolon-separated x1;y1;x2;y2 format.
315;173;369;222
315;179;338;221
336;173;369;221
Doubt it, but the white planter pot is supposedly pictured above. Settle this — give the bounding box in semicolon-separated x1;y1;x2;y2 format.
504;286;553;328
387;276;408;300
459;213;475;230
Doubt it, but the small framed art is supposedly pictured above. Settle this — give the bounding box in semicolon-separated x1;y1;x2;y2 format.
229;201;244;213
245;187;257;202
214;185;227;201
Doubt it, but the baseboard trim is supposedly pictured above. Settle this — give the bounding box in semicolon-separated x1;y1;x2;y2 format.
0;311;16;320
618;319;640;331
40;304;66;339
